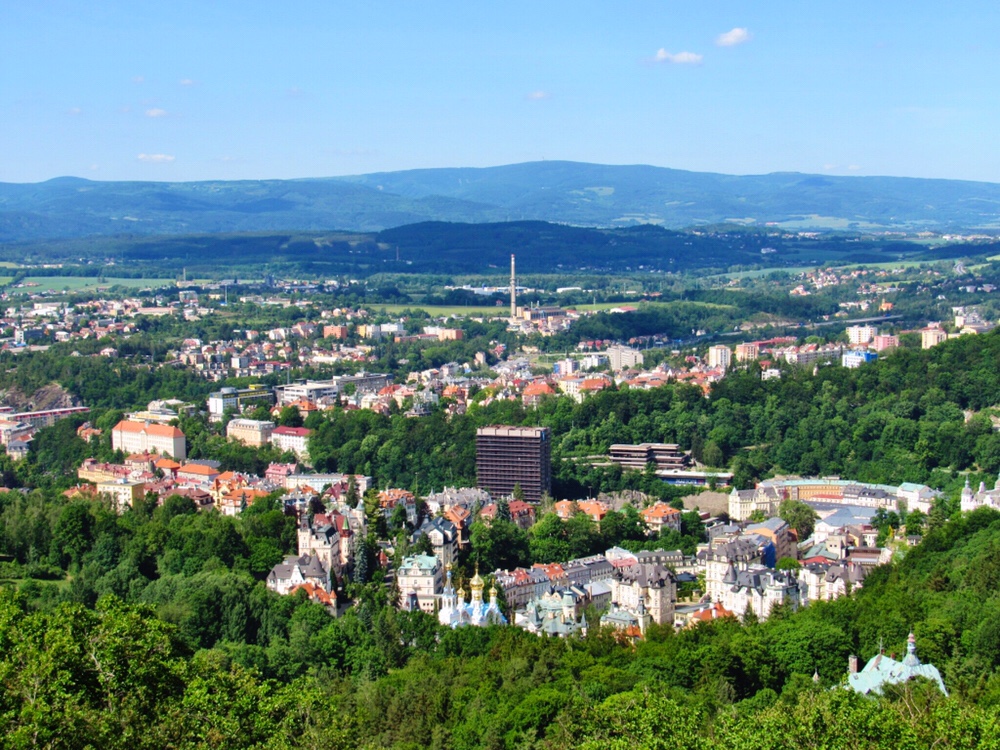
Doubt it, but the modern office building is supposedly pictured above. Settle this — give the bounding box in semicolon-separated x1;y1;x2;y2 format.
476;425;552;503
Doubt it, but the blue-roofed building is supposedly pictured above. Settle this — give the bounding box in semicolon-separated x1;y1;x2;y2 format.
847;633;948;697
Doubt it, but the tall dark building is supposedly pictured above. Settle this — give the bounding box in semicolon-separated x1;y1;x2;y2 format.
476;425;552;503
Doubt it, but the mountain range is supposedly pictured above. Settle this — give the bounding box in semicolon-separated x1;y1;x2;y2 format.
3;161;1000;243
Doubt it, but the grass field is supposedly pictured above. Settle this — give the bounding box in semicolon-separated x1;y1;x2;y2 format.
10;277;177;294
373;299;734;317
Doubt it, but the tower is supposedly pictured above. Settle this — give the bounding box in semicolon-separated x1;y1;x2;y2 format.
510;254;517;319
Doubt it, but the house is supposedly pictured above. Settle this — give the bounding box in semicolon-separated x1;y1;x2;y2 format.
266;554;331;595
641;502;682;535
412;517;459;567
176;462;221;485
479;500;536;530
715;562;806;622
600;562;676;636
396;554;442;614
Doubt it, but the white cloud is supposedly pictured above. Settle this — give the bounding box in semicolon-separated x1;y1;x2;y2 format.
132;75;144;84
847;164;861;171
653;49;703;65
137;153;175;163
89;163;99;171
716;28;751;47
179;78;196;86
145;108;167;118
525;90;551;101
823;164;837;170
67;107;82;116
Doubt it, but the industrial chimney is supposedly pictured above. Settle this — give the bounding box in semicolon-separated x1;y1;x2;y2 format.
510;254;517;319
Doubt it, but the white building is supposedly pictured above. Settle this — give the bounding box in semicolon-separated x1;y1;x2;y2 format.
715;563;806;621
271;426;312;460
707;345;732;370
266;554;331;595
396;554;443;614
847;324;878;345
111;420;186;460
438;567;506;628
600;562;675;636
606;345;644;372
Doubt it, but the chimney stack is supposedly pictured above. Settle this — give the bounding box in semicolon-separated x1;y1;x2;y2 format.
848;654;859;674
510;254;517;319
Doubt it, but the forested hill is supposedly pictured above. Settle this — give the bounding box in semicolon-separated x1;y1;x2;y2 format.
6;161;1000;242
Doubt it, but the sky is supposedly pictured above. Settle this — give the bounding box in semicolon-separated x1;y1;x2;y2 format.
3;1;1000;184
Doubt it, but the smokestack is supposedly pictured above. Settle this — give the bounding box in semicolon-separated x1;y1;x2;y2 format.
510;254;516;318
848;654;859;674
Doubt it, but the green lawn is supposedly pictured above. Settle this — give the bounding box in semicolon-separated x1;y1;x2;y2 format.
11;277;177;293
374;299;733;317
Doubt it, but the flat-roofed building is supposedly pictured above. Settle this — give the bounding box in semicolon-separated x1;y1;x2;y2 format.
708;345;732;370
226;418;275;448
735;342;759;362
476;425;551;503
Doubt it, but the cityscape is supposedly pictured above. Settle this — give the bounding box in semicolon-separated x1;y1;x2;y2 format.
4;1;1000;748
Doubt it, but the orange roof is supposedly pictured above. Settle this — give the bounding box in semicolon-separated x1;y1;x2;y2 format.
113;420;183;438
523;382;555;396
579;378;610;391
155;458;181;470
289;582;335;606
178;463;218;476
642;502;681;520
689;602;735;625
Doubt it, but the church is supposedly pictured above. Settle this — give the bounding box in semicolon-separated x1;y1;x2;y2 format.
437;565;507;628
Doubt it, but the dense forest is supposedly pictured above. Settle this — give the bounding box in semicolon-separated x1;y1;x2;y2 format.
4;504;1000;747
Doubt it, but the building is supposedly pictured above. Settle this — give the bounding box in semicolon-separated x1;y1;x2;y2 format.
412;517;460;567
960;475;1000;513
516;589;585;637
271;426;312;460
609;443;689;473
846;633;947;697
921;325;949;349
715;563;806;621
871;334;899;352
266;554;331;596
847;324;878;345
8;406;89;430
111;420;186;460
606;345;644;372
600;562;676;636
842;350;878;369
735;342;759;362
226;418;275;448
641;502;682;535
476;425;552;503
207;385;275;421
274;374;390;406
728;477;938;522
438;567;506;628
396;554;443;614
707;345;732;370
96;479;145;512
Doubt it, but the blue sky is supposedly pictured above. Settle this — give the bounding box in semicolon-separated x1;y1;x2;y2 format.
3;1;999;183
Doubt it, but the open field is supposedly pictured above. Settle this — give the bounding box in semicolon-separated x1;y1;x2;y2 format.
9;276;177;294
373;299;735;318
